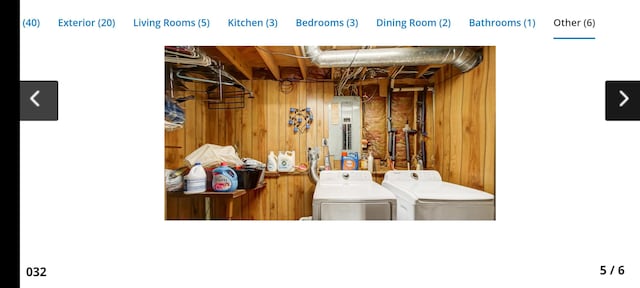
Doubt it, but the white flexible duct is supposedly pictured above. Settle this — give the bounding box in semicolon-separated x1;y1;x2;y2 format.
303;46;482;73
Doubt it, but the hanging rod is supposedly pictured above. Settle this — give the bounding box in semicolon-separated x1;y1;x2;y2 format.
175;69;237;86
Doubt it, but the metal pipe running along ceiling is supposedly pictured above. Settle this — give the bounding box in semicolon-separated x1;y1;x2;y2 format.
303;46;483;73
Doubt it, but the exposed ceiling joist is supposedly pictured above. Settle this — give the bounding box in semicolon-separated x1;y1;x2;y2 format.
255;46;281;80
195;46;482;82
292;46;308;80
415;64;444;79
215;46;253;80
387;66;403;79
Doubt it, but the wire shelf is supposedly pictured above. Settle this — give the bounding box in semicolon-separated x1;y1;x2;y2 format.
205;86;251;110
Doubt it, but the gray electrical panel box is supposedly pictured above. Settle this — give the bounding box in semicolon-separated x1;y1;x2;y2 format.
328;96;361;158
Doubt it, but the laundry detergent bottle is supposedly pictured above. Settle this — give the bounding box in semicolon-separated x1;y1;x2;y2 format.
267;151;277;172
278;151;295;172
184;162;207;194
212;162;238;192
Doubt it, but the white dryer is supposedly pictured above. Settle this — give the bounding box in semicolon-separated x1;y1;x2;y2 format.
382;170;494;220
312;170;397;220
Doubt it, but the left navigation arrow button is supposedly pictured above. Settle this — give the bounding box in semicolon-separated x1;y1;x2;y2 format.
20;81;58;121
30;90;40;107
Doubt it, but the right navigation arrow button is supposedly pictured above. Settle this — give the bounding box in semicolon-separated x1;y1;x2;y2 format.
606;81;640;121
619;90;629;107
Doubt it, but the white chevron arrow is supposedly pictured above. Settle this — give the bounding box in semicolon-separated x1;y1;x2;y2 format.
619;90;629;107
30;90;40;107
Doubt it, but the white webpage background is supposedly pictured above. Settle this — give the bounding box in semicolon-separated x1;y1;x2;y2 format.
20;0;638;287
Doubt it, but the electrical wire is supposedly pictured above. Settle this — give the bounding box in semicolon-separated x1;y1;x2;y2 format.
255;46;312;59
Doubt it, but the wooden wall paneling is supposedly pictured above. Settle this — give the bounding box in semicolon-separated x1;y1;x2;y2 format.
433;70;444;173
484;47;496;194
293;82;307;220
425;90;435;169
176;198;190;219
164;147;184;169
303;82;318;217
176;198;196;219
448;70;464;184
278;82;291;220
267;81;280;220
323;82;333;151
215;89;227;146
241;81;254;160
440;65;452;180
240;80;255;219
236;98;243;150
323;81;334;168
287;82;307;220
165;88;186;219
164;146;182;168
217;109;227;145
239;196;248;220
253;80;268;219
224;108;235;146
184;81;198;154
212;196;226;219
232;88;245;218
165;192;178;220
253;80;268;164
165;87;186;169
232;97;242;148
428;47;495;193
172;81;205;219
460;53;486;190
192;197;206;219
205;94;217;146
197;83;208;149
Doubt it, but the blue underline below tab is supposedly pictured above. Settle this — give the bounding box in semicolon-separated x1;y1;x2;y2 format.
553;37;596;40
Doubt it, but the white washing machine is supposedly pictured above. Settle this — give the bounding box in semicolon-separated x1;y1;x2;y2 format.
382;170;494;220
312;170;397;220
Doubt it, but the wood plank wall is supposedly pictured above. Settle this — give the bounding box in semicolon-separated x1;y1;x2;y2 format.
165;80;208;219
429;46;496;194
203;80;334;220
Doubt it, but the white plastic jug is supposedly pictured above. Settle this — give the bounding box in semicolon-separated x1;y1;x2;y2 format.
184;162;207;194
267;151;277;172
278;151;295;172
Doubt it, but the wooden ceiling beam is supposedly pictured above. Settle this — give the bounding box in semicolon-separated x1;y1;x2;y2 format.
415;64;444;79
292;46;308;80
255;46;281;80
386;66;400;79
215;46;253;80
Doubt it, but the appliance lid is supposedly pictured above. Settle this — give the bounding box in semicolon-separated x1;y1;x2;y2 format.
383;180;494;201
410;181;494;200
313;182;397;201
